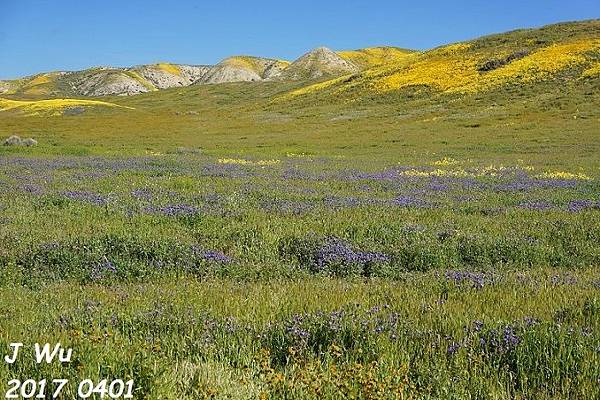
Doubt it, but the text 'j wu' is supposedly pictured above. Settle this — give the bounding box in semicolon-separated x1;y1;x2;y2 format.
4;343;73;364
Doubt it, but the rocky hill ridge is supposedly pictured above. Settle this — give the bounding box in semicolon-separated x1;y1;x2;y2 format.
0;46;405;97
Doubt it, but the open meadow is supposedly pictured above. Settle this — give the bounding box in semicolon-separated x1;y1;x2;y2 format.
0;19;599;399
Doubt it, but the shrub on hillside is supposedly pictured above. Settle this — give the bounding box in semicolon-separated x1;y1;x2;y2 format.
478;49;530;72
3;135;38;146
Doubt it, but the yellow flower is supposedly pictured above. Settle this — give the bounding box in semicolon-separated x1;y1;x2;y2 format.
156;63;181;76
536;171;591;180
0;97;133;116
432;157;460;166
581;62;600;79
217;158;280;166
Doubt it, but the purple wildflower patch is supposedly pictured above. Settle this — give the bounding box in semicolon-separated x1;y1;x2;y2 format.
144;203;199;217
63;191;109;206
566;200;599;212
517;200;554;211
445;270;492;289
314;237;390;273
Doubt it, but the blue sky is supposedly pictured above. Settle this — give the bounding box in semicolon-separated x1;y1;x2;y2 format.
0;0;598;79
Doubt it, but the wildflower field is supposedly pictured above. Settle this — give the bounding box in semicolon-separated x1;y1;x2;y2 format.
0;149;598;399
0;20;599;400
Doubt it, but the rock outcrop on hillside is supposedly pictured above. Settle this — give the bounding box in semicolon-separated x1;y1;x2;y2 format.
133;64;211;89
0;81;13;94
67;69;151;96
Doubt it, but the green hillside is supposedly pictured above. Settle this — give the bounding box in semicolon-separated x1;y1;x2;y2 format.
0;20;599;171
287;19;600;99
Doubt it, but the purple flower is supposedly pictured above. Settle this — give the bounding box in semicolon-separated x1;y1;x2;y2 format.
145;203;199;217
502;326;521;349
447;342;461;355
551;274;578;286
517;200;554;211
191;245;232;264
131;187;154;201
199;250;232;264
260;198;315;215
63;191;108;206
391;195;429;208
288;326;310;339
314;237;390;272
567;200;598;212
90;258;117;280
445;270;488;289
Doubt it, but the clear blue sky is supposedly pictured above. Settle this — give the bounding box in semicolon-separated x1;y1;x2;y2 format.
0;0;598;79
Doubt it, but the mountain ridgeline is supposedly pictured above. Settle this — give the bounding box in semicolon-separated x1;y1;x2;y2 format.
0;46;412;98
0;19;598;109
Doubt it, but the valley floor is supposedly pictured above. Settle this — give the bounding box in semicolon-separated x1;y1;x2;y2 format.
0;153;598;399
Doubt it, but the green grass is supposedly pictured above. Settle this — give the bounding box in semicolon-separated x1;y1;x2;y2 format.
1;67;598;170
0;19;599;399
1;274;598;399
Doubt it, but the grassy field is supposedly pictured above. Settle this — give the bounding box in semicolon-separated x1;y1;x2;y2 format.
1;275;599;399
0;20;599;399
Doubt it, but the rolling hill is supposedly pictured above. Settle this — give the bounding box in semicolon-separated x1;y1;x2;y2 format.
273;47;360;80
286;19;600;100
336;46;416;69
2;20;598;103
0;47;400;98
0;19;598;168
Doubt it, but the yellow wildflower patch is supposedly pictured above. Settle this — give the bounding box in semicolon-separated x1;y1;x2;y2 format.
476;40;600;89
156;63;181;76
536;171;591;180
337;47;414;69
375;55;480;93
18;73;58;96
581;62;600;79
429;43;472;56
218;158;280;166
285;75;352;97
375;39;600;94
0;98;134;116
222;57;289;75
399;168;473;178
432;157;460;166
286;152;313;158
27;74;52;86
398;165;592;180
124;71;157;91
397;164;543;179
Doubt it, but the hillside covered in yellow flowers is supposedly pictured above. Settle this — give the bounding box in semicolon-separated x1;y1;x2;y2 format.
286;19;600;100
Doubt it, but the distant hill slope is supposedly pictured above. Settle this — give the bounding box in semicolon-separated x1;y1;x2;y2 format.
337;47;416;69
0;46;365;97
0;97;132;116
1;19;598;101
0;47;370;98
286;20;600;100
0;63;210;97
197;56;290;84
133;64;211;89
274;47;360;80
